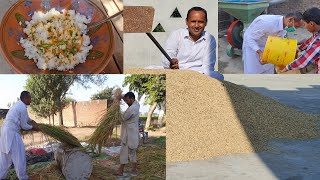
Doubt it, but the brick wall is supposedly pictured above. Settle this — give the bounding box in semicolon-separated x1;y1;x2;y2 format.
30;100;110;127
218;10;232;31
268;0;320;15
219;0;320;31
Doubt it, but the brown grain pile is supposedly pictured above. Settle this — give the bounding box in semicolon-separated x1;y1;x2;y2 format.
124;6;155;33
126;69;320;162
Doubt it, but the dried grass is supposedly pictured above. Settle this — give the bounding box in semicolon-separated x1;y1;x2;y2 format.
37;123;82;148
88;89;123;154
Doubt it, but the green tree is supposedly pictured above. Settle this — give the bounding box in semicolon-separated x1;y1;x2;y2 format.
91;87;114;100
123;74;166;128
25;75;107;126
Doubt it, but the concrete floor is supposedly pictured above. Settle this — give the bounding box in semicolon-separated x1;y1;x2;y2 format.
225;75;320;114
218;28;314;74
167;75;320;180
167;139;320;180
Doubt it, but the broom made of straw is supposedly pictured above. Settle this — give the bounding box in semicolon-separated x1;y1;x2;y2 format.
37;123;83;148
88;88;123;154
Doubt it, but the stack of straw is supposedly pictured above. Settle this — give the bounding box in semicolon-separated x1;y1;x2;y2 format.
37;123;82;148
88;88;123;153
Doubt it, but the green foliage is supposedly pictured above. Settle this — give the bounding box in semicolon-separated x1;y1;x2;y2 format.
153;136;166;146
139;115;158;122
25;75;75;119
25;75;107;119
123;74;166;105
91;87;114;100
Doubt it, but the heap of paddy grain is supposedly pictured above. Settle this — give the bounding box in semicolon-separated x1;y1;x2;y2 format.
88;88;123;153
126;69;320;162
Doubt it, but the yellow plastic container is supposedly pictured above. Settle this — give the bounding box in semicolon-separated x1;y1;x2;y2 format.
262;36;298;66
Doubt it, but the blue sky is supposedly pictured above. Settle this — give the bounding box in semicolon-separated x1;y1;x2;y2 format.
0;75;153;113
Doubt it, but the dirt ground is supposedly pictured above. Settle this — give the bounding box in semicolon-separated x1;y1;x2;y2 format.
26;136;166;180
218;27;315;74
24;137;166;180
0;118;166;180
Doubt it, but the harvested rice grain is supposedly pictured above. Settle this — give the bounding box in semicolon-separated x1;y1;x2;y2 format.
124;6;155;33
126;69;320;162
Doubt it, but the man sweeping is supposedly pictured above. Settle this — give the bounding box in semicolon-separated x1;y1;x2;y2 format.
115;92;140;176
281;7;320;74
243;12;303;74
0;91;39;180
162;7;224;80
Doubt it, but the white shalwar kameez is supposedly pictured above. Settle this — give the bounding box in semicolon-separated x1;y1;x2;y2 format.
0;100;33;180
243;15;287;74
120;100;140;165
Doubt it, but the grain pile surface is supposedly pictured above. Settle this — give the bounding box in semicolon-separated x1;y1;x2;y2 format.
126;69;320;162
124;6;155;33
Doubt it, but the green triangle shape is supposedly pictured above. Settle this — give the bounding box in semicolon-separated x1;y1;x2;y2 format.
153;23;165;32
170;7;182;18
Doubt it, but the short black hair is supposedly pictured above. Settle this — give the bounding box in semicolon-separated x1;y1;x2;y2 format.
285;12;303;22
20;91;30;100
186;7;207;22
302;7;320;25
124;92;135;99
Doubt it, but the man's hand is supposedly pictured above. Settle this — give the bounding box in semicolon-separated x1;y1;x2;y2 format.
30;120;40;131
298;39;307;45
280;67;288;73
295;50;299;59
170;58;179;69
257;50;266;65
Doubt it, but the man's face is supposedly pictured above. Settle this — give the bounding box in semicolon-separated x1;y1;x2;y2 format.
302;20;315;32
286;17;295;27
24;95;32;105
186;10;207;40
124;97;134;106
294;20;303;28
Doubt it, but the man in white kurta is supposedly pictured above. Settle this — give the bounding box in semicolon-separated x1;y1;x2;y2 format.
243;13;303;74
116;92;140;176
162;7;224;80
0;91;38;180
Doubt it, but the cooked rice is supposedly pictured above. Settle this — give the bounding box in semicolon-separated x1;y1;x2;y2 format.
20;9;93;71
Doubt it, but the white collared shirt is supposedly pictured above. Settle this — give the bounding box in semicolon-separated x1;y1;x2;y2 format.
1;100;33;154
244;15;287;52
4;100;33;132
121;100;140;149
162;28;216;75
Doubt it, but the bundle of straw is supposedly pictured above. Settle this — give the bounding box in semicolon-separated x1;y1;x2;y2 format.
88;88;123;154
37;123;82;148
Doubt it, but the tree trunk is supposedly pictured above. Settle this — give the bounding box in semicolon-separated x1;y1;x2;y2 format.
158;102;166;127
52;114;55;125
59;109;64;126
145;102;157;129
158;109;165;127
48;116;51;125
72;102;77;127
55;145;93;180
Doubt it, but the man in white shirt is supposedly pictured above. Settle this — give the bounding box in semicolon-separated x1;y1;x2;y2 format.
243;12;304;74
115;92;140;177
162;7;224;80
0;91;39;180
